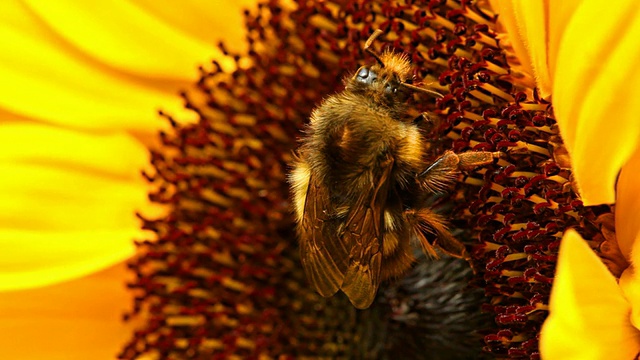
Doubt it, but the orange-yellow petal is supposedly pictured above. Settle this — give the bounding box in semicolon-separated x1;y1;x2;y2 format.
510;1;551;97
620;266;640;334
0;0;253;290
0;123;151;185
0;123;163;291
553;0;640;205
547;0;583;82
491;0;551;96
0;229;142;292
0;0;252;131
133;0;257;54
616;146;640;259
540;230;640;359
0;262;140;359
21;0;244;78
489;0;534;78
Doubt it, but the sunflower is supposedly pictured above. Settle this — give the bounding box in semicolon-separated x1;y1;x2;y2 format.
3;0;639;359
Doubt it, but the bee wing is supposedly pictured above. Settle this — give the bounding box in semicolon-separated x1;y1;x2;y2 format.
340;154;394;309
300;174;349;297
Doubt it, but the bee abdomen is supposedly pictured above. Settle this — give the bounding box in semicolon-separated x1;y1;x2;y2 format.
380;228;414;281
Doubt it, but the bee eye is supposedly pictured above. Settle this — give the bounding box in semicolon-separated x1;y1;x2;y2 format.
355;67;377;85
385;84;397;94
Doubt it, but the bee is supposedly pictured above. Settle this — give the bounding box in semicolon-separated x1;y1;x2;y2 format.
290;30;499;309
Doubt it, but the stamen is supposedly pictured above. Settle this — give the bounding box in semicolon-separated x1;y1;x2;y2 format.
519;103;549;111
514;142;551;156
482;61;509;75
445;0;493;26
479;83;515;102
469;89;495;104
309;15;339;33
503;253;529;262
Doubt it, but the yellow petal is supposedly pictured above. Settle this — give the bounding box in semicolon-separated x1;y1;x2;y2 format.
616;146;640;259
0;14;194;131
0;123;150;182
547;0;583;82
540;229;640;359
21;0;243;78
0;0;254;293
0;229;142;292
511;1;552;97
490;0;534;78
553;0;640;205
133;0;257;53
0;0;252;131
491;1;551;96
620;266;640;333
0;262;141;359
0;124;163;290
0;124;161;231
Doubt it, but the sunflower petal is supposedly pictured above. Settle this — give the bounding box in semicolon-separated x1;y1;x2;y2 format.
0;123;163;290
620;266;640;333
553;0;640;205
0;0;251;131
0;229;144;292
21;0;244;78
490;0;534;78
511;1;552;97
0;262;141;358
0;15;194;130
0;123;152;180
132;0;257;53
616;147;640;259
492;1;551;96
547;0;583;82
540;230;640;359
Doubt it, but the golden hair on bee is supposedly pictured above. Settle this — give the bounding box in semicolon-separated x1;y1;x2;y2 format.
289;29;499;309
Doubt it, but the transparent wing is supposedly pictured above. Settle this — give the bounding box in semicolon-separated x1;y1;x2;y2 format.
340;154;394;309
299;174;349;297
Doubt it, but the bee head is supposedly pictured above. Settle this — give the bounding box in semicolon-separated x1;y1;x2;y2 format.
348;51;412;102
346;30;442;108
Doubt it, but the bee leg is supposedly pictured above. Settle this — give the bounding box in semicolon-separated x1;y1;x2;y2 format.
417;151;462;193
405;208;468;259
411;112;431;125
418;150;500;193
457;151;502;170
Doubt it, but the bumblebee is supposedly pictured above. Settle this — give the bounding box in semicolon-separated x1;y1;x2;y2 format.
290;30;498;309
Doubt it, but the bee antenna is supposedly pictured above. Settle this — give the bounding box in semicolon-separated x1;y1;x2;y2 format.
364;29;385;68
400;82;444;98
